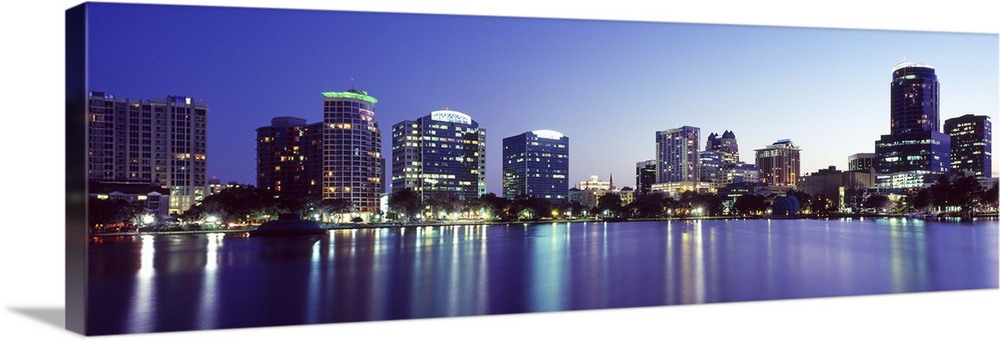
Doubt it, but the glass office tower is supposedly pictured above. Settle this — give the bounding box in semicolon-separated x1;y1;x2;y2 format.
875;61;951;189
391;110;487;200
502;130;569;203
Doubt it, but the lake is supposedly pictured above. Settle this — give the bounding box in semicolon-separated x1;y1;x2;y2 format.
85;218;998;335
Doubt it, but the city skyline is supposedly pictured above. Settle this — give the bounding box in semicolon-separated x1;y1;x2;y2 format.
86;3;999;195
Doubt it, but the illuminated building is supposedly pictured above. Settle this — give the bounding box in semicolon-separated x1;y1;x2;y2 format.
875;61;951;189
699;151;724;189
578;175;613;191
391;109;486;200
656;126;700;183
944;114;992;178
848;153;876;171
754;139;800;187
256;116;323;199
322;89;385;216
635;160;657;193
796;166;875;209
723;162;761;184
87;91;207;214
502;130;569;203
706;130;740;164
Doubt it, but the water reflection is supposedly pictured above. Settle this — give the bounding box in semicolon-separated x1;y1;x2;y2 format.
88;219;998;335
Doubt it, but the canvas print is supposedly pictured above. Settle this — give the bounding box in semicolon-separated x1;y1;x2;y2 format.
67;2;999;336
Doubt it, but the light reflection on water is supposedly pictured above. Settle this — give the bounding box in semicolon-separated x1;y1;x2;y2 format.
88;219;998;335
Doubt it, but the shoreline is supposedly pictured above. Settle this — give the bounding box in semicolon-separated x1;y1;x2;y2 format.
89;213;998;237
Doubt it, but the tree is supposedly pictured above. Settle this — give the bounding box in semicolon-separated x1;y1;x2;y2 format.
982;182;999;212
863;194;891;212
597;193;624;218
733;194;767;216
950;174;984;216
426;192;462;220
388;188;422;221
787;190;813;214
626;192;668;219
930;175;952;212
88;197;132;229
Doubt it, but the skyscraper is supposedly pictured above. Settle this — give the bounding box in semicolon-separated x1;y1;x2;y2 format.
944;114;992;178
502;130;569;203
656;126;700;183
635;160;657;193
256;117;323;199
875;61;951;189
391;110;486;200
706;130;739;164
755;139;800;187
322;89;384;215
87;91;207;214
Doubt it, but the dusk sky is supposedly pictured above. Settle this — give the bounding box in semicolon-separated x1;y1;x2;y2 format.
86;2;999;194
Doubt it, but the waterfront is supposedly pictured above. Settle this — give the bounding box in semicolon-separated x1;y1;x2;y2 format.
86;218;998;335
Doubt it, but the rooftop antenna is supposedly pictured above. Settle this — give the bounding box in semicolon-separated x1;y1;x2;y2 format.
350;76;356;90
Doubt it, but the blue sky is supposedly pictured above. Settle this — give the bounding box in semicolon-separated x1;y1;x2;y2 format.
86;2;999;194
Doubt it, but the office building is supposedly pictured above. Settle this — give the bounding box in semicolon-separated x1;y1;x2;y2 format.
87;91;207;214
706;130;740;164
875;61;951;189
848;153;876;171
699;151;724;189
322;89;385;215
944;114;992;178
391;110;486;200
656;126;700;183
636;160;657;193
502;130;569;203
256;116;323;199
755;139;800;187
578;175;613;191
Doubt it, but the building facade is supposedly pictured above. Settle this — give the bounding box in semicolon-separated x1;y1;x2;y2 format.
391;110;486;201
797;166;875;209
944;114;992;178
656;126;700;183
875;61;951;189
502;130;569;203
706;130;740;164
87;91;208;214
754;139;801;187
848;153;876;171
635;160;657;193
322;89;385;215
256;116;323;199
578;175;613;191
699;151;724;189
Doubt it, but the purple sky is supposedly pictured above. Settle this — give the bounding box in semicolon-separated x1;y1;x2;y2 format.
86;3;999;194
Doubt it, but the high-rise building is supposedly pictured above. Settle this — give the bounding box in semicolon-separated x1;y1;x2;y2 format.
723;162;761;184
502;130;569;203
322;89;384;215
848;153;876;171
656;126;700;183
755;139;801;187
875;61;951;189
391;110;486;200
706;130;739;164
944;114;992;178
699;151;724;189
635;160;657;193
256;117;323;199
87;91;208;214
